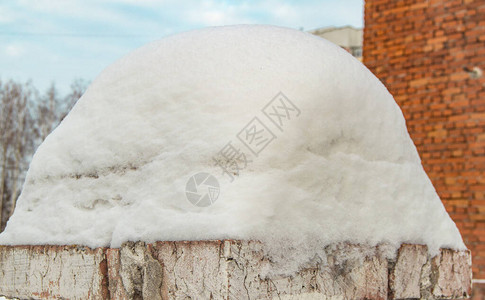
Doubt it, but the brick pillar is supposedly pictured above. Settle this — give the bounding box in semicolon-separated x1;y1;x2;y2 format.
363;0;485;283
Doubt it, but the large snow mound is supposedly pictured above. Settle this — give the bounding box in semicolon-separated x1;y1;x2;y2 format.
0;25;465;264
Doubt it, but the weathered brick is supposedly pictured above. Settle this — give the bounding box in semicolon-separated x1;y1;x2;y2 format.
0;245;107;300
0;242;473;299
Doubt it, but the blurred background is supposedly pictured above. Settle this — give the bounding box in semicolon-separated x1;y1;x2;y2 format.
0;0;483;298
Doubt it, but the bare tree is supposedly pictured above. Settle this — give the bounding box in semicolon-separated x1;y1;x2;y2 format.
0;79;87;230
0;80;37;229
64;78;88;115
9;82;36;217
0;80;14;229
37;83;59;141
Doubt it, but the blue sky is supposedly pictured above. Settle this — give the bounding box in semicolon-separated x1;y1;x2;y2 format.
0;0;363;94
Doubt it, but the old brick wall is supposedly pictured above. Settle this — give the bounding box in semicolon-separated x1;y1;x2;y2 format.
0;242;473;299
363;0;485;285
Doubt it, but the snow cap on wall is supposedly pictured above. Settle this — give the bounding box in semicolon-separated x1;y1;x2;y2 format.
0;25;465;272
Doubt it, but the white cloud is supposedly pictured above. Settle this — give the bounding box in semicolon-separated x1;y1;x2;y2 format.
0;6;17;23
182;1;254;26
4;44;26;57
15;0;135;29
0;0;363;93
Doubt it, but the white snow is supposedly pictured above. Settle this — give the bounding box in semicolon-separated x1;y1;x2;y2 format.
0;25;465;273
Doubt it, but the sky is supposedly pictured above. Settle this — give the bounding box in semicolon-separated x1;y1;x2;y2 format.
0;0;364;94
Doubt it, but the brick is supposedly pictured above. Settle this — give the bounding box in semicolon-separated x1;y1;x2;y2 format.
432;249;472;298
389;244;428;298
0;245;108;300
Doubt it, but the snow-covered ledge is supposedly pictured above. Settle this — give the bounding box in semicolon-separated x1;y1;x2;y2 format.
0;241;471;300
0;25;472;300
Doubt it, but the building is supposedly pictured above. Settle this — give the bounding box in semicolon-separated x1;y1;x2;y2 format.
310;26;363;60
363;0;485;298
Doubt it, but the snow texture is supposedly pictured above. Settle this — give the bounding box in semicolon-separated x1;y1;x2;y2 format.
0;25;465;272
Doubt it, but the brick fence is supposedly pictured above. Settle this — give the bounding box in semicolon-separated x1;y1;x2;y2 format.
363;0;485;290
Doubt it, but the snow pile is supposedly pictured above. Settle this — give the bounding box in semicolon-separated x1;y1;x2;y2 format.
0;25;465;269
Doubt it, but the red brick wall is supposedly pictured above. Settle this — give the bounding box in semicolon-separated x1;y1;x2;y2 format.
363;0;485;283
472;283;485;300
